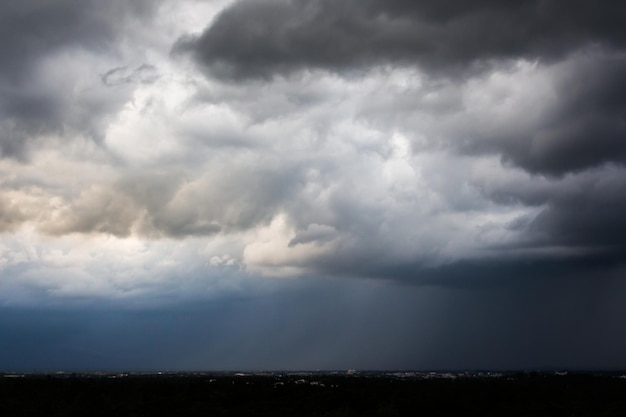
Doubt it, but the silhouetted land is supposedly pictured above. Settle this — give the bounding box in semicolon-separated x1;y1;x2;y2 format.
1;371;625;416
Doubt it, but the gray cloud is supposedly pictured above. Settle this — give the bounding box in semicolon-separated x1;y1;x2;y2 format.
136;165;297;238
0;0;624;297
0;195;28;233
522;169;626;250
464;51;626;176
178;1;626;178
0;0;160;159
468;164;626;286
178;0;626;80
34;162;302;239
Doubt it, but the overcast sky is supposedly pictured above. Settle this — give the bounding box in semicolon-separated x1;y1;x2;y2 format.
1;0;626;371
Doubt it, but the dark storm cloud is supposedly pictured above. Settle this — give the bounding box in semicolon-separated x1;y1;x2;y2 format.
178;0;626;177
179;0;626;80
287;239;626;290
464;165;626;287
465;51;626;176
0;0;160;159
492;166;626;251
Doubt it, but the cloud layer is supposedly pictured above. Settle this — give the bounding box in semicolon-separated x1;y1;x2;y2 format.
0;0;162;159
0;0;625;307
181;0;626;78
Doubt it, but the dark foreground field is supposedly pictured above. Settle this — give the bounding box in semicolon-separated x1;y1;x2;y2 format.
1;372;625;416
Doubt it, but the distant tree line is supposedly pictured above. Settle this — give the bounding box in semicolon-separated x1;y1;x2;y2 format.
1;373;625;416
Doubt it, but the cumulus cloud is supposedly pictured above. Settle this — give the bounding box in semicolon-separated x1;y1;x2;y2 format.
0;0;162;159
0;0;625;308
453;50;626;176
179;0;626;177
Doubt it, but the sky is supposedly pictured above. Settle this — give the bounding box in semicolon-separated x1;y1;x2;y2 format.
1;0;626;371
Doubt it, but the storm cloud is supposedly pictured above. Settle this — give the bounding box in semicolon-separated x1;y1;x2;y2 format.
1;0;625;371
181;0;626;79
180;0;626;176
0;0;160;159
